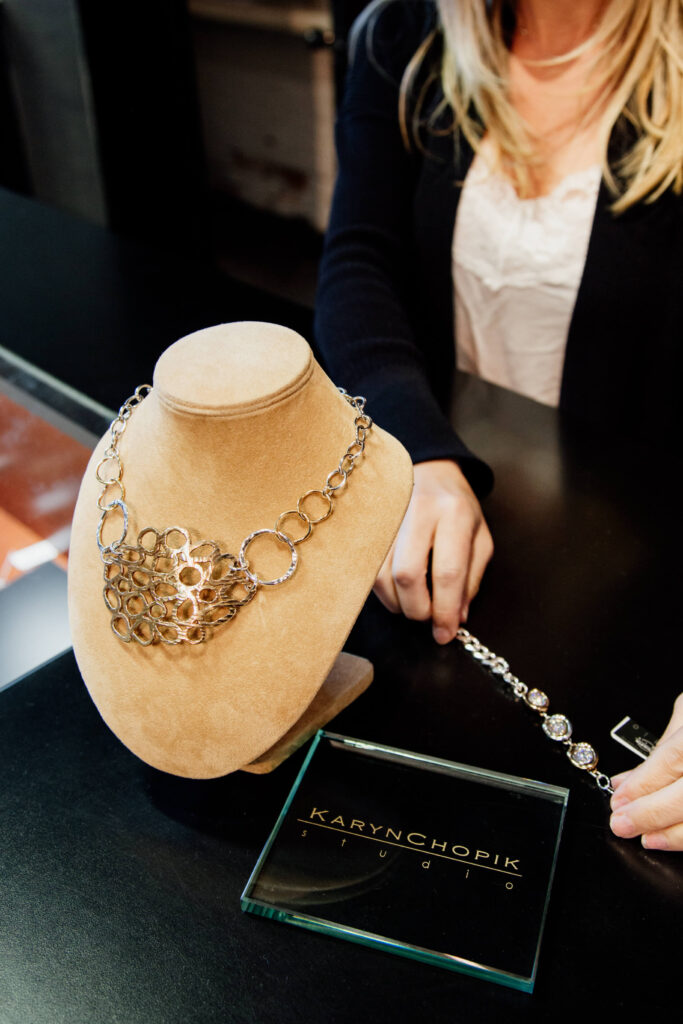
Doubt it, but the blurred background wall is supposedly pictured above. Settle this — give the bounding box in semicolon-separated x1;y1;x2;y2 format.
1;0;369;305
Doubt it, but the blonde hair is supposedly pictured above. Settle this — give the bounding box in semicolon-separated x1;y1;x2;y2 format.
398;0;683;212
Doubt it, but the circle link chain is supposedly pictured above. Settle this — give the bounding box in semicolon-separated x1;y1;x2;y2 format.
96;386;371;645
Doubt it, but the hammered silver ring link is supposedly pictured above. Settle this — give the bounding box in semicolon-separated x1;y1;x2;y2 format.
97;387;370;644
239;529;298;587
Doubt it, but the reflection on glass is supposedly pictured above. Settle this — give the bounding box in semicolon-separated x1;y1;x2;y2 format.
0;352;108;686
242;731;568;992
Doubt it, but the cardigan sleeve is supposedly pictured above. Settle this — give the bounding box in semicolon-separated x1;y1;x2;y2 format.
314;0;493;497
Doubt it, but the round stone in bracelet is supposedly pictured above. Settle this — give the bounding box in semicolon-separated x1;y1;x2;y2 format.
525;688;550;711
567;742;599;770
542;714;573;742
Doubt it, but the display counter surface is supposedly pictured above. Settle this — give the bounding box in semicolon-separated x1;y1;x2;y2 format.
1;188;680;1023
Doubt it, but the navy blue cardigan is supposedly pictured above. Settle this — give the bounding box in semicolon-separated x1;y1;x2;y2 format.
314;0;682;493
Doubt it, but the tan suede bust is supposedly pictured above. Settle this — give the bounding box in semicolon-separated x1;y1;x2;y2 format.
69;323;413;778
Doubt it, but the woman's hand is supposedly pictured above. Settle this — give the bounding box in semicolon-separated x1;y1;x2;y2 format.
373;459;493;644
610;694;683;851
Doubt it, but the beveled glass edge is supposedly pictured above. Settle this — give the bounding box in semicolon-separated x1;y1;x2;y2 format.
527;778;568;990
240;729;569;993
241;730;324;903
323;731;570;803
241;897;534;993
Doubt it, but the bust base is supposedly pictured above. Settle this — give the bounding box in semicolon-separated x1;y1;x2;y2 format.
242;652;373;773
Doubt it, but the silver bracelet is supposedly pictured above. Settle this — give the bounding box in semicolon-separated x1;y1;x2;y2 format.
456;628;614;794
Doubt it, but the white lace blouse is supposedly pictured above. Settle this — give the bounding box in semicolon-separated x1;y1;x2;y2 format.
453;149;602;407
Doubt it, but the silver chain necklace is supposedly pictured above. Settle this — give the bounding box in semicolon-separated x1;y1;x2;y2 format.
96;385;372;646
456;628;614;793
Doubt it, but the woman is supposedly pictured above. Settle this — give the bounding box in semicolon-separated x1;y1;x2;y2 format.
314;0;683;847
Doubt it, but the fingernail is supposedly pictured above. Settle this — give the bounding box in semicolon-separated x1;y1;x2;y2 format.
611;771;632;789
460;604;469;623
610;792;630;812
642;833;668;851
610;811;636;838
433;626;451;645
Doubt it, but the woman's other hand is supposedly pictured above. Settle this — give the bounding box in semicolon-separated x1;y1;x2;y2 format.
373;459;493;644
610;694;683;851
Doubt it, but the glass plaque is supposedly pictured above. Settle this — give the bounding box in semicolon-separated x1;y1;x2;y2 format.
241;732;568;992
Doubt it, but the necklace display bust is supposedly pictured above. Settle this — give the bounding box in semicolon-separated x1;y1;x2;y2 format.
68;322;413;778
